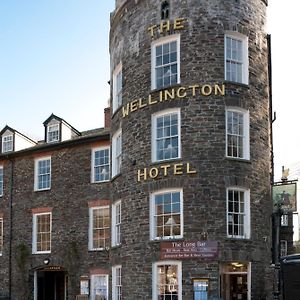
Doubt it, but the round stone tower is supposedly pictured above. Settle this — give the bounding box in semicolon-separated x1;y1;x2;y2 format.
109;0;271;299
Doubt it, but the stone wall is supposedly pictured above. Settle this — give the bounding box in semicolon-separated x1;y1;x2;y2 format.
0;137;110;299
110;0;272;298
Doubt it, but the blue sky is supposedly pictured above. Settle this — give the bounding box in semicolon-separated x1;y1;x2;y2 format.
0;1;299;178
0;1;114;139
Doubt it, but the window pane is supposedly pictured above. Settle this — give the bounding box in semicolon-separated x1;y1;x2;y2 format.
156;264;179;298
94;148;110;182
36;213;51;252
37;159;51;190
155;112;179;161
225;36;245;83
227;189;247;238
154;39;179;89
154;191;181;239
91;207;110;249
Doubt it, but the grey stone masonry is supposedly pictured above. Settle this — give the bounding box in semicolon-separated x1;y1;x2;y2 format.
110;0;272;299
0;129;110;299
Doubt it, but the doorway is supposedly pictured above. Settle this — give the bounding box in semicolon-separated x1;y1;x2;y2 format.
228;274;247;300
220;262;250;300
34;267;67;300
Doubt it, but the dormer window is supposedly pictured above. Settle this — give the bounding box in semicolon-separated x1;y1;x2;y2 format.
2;135;13;153
0;126;36;153
43;114;80;143
161;1;170;20
47;124;60;143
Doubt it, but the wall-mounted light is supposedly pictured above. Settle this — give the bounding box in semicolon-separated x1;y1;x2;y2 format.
43;258;50;265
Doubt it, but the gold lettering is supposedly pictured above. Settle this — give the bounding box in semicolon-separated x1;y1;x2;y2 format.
176;87;187;98
174;18;185;30
160;20;170;34
122;104;130;118
148;94;158;105
137;168;147;182
215;84;225;96
138;98;147;108
164;88;175;100
201;84;212;96
148;25;157;37
174;163;184;175
189;85;200;96
186;163;197;174
159;90;164;102
160;164;171;176
149;167;159;179
130;100;138;112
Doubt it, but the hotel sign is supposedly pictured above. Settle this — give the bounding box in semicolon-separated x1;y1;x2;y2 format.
160;241;218;260
122;84;225;118
137;162;196;182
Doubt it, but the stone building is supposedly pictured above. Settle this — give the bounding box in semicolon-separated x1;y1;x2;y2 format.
0;113;111;300
0;0;273;299
109;0;272;299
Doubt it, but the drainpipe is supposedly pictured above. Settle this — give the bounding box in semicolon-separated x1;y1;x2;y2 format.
267;34;275;183
8;158;14;299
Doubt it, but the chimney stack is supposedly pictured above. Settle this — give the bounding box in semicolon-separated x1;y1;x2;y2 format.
104;107;111;128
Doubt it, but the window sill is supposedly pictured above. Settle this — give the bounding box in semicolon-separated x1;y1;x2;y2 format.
150;237;184;243
88;248;109;252
34;188;51;192
224;80;249;89
225;237;251;242
111;105;122;119
150;82;181;94
151;157;182;166
111;172;122;182
225;156;251;163
91;180;110;184
110;244;122;250
32;251;51;255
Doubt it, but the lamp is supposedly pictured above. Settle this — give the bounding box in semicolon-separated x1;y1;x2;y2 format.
43;258;50;265
166;217;177;236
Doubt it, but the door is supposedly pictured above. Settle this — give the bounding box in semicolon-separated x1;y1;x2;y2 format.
36;270;66;300
229;274;247;300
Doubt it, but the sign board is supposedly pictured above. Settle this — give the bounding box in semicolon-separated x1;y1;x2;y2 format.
160;240;218;260
272;182;297;213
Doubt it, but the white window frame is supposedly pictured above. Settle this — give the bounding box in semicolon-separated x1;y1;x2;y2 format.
225;108;250;160
89;206;110;251
112;265;122;300
2;134;13;153
0;166;3;197
224;32;248;85
152;108;181;163
34;157;51;191
151;34;180;90
113;63;122;113
281;214;288;227
0;217;3;256
90;274;109;300
152;261;182;300
91;146;110;183
47;124;60;143
32;212;52;254
112;201;122;247
150;189;183;240
112;129;122;178
226;187;250;239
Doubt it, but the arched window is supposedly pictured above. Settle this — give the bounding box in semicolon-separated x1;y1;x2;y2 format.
161;1;170;20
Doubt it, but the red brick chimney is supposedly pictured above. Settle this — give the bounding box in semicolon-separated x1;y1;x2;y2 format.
104;107;111;128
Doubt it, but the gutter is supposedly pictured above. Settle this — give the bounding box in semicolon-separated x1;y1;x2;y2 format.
0;132;110;160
